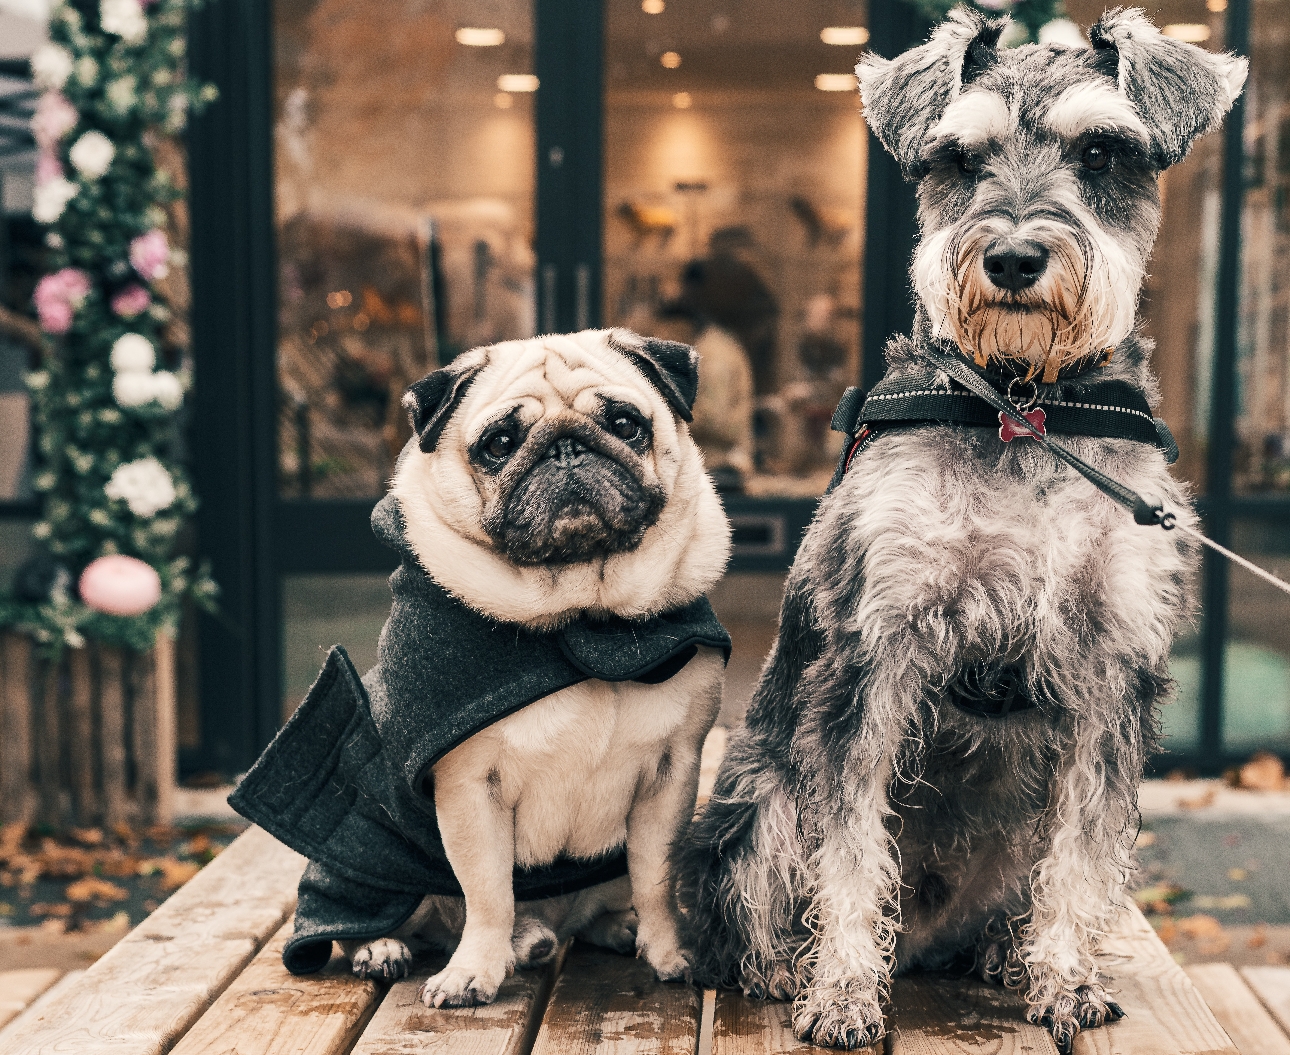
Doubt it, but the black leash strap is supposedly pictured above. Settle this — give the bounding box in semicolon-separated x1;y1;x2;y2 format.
915;344;1290;600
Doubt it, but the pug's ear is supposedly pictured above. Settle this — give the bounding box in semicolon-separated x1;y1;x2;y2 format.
608;331;699;422
1091;8;1247;168
858;6;1008;177
403;359;482;452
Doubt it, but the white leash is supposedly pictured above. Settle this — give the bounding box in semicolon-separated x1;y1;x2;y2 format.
1164;518;1290;599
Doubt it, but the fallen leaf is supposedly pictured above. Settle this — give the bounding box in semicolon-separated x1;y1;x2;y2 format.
1238;751;1285;791
1156;918;1179;945
29;902;73;918
1178;914;1224;939
140;857;200;891
1223;833;1242;848
1134;883;1190;914
1248;926;1268;949
1227;868;1248;882
1191;894;1252;910
68;827;104;847
1177;786;1217;810
1165;769;1190;782
1135;831;1157;848
65;877;129;904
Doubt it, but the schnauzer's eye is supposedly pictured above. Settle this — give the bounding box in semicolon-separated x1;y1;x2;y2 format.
1082;144;1111;172
956;152;980;176
483;431;517;460
611;415;642;442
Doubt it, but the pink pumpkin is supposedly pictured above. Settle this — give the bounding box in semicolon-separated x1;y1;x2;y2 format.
79;555;161;616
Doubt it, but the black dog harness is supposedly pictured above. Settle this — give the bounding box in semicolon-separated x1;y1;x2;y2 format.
827;355;1178;719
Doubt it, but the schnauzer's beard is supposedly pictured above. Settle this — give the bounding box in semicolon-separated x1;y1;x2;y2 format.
915;216;1142;382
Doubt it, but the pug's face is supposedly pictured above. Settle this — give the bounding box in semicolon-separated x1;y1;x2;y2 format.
401;330;701;567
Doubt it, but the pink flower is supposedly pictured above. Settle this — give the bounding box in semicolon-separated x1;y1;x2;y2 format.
111;283;151;318
33;268;92;334
128;229;170;280
36;145;64;186
31;92;78;147
79;555;162;616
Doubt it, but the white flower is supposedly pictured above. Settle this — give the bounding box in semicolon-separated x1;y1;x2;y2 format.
32;176;77;223
112;371;155;407
31;44;74;91
105;75;137;112
105;457;175;518
151;371;184;410
25;370;50;391
69;131;114;178
110;332;154;373
75;55;99;87
99;0;146;42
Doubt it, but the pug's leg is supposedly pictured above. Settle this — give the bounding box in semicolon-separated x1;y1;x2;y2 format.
419;774;517;1008
626;736;706;982
341;896;442;980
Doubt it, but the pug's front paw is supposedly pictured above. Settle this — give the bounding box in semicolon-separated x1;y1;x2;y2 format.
638;937;692;983
419;958;510;1007
349;938;413;981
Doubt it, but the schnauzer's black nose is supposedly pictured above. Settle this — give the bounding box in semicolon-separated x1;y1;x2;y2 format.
544;436;589;464
983;241;1049;292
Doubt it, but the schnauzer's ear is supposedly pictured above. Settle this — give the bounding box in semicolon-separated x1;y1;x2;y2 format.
607;330;699;422
1091;8;1247;168
404;358;483;452
858;6;1008;177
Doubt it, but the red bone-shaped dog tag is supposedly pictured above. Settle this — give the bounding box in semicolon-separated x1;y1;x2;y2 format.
998;407;1046;442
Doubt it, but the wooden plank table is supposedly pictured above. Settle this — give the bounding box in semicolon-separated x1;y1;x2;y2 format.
3;824;1274;1055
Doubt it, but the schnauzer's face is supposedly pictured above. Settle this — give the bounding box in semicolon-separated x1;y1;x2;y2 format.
860;8;1246;380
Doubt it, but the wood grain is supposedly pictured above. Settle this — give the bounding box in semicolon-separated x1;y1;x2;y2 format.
171;920;383;1055
0;970;84;1045
68;646;98;825
0;825;305;1055
529;943;701;1055
1238;966;1290;1038
132;648;159;822
1072;905;1238;1055
36;657;62;827
886;974;1057;1055
0;968;62;1030
153;633;178;825
98;645;128;828
0;632;33;824
1186;963;1290;1054
713;988;845;1055
351;946;563;1055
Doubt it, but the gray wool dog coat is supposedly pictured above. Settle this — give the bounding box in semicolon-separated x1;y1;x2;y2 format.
229;493;731;975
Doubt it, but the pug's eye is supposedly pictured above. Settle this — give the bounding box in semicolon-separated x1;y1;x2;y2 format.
1082;143;1110;172
483;431;516;460
611;414;642;442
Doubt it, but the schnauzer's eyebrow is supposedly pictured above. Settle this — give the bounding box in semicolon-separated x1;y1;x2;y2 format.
928;90;1011;147
1042;82;1150;143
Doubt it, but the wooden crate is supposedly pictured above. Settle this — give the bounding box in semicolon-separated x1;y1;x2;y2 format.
0;630;177;829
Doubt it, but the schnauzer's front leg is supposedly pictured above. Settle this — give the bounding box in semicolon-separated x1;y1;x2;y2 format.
1020;743;1133;1052
794;767;898;1051
420;775;517;1007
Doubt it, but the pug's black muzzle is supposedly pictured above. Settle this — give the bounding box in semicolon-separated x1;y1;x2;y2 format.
486;425;666;566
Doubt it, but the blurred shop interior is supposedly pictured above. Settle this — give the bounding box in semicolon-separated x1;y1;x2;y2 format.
0;0;1287;778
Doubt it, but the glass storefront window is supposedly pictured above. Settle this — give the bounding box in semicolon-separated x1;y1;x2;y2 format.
604;1;867;496
274;0;536;499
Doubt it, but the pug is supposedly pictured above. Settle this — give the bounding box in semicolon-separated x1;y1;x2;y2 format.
230;328;732;1008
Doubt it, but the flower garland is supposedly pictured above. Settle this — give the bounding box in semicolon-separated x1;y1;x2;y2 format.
0;0;219;653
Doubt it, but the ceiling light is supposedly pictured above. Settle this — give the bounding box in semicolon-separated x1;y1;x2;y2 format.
1162;23;1211;41
672;92;692;109
642;0;665;12
497;74;539;92
815;73;858;91
821;26;869;46
660;51;682;68
455;27;505;46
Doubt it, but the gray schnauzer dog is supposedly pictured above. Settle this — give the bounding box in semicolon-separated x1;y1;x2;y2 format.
677;8;1244;1052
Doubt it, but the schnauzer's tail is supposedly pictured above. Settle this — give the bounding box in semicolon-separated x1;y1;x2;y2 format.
675;731;806;991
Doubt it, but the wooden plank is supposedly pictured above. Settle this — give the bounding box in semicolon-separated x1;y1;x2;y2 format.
529;942;701;1055
0;631;33;824
171;920;383;1055
98;644;129;828
68;645;98;825
0;968;62;1031
713;988;837;1055
350;946;563;1055
132;647;160;823
0;825;305;1055
36;657;62;827
1239;966;1290;1039
1072;904;1237;1055
885;974;1058;1055
153;633;178;825
0;970;84;1045
1186;964;1290;1055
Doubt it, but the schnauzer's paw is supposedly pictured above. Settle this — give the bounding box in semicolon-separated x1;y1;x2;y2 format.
976;940;1027;989
1073;983;1125;1030
419;959;509;1008
577;908;638;955
741;962;798;1001
350;938;412;981
511;917;559;969
793;987;884;1050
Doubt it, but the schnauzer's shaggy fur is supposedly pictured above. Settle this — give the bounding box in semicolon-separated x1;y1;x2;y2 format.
677;9;1244;1051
